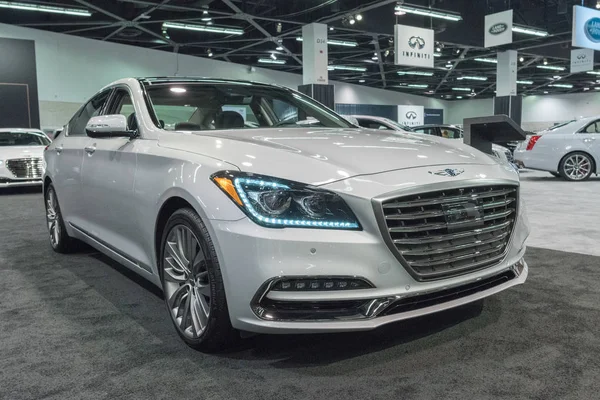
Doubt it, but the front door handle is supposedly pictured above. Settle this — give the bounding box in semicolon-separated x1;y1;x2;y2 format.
84;145;96;155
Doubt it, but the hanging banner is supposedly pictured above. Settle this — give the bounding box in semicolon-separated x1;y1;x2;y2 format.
570;48;594;73
573;5;600;51
397;105;424;127
485;10;513;48
394;25;434;68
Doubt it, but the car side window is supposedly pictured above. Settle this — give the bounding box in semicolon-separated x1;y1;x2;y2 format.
68;90;111;136
414;127;438;136
107;88;137;130
583;121;600;134
358;120;389;130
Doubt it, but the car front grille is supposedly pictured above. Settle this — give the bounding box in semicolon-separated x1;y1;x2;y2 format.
6;158;44;179
378;185;518;281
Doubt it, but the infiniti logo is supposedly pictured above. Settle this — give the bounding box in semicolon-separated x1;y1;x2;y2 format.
577;54;587;60
429;168;465;177
408;36;425;50
405;111;418;119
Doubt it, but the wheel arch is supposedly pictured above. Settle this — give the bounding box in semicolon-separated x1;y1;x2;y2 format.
558;150;597;174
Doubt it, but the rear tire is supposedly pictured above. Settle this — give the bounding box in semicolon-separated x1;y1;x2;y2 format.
45;183;77;253
559;152;594;181
159;208;238;352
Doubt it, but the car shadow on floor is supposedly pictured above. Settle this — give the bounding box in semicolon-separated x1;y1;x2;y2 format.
61;245;499;367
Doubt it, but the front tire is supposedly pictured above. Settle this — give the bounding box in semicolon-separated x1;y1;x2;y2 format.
45;183;76;253
559;152;594;181
159;208;237;352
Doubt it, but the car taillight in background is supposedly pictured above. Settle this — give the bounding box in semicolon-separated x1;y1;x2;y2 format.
526;135;541;151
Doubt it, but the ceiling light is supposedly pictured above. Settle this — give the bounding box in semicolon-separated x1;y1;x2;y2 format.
384;50;390;57
455;49;461;54
406;84;429;88
201;10;212;22
434;53;442;57
586;71;600;75
170;87;186;93
397;71;434;76
436;46;441;52
394;4;462;21
553;75;561;79
519;56;524;62
355;14;363;21
349;16;356;25
163;22;243;35
207;49;213;57
359;79;366;83
276;22;282;33
517;80;533;85
596;0;600;9
544;91;549;94
258;58;286;64
296;37;357;47
456;96;463;99
270;53;277;60
543;58;548;65
513;25;549;37
452;87;472;92
0;0;91;16
595;87;600;90
537;65;565;71
474;58;498;64
328;65;367;72
584;87;590;91
276;46;284;51
457;76;488;81
549;83;573;88
329;26;334;31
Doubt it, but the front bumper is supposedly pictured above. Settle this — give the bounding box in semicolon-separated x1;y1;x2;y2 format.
210;206;529;334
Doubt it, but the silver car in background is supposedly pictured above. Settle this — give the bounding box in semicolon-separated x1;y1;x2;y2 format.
514;117;600;181
0;128;50;187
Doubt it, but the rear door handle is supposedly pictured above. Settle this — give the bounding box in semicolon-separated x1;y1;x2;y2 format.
84;145;96;155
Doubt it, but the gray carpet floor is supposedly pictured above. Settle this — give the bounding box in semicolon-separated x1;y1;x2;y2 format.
1;187;599;400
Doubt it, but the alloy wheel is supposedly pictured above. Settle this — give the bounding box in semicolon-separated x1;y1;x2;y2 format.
163;225;211;339
46;188;61;247
563;154;592;181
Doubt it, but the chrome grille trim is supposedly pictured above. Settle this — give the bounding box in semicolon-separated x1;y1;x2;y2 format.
373;181;519;281
6;158;44;179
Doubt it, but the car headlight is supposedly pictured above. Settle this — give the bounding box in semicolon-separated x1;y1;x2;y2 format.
211;171;361;230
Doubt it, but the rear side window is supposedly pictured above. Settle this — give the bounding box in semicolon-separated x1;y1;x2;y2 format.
68;90;111;136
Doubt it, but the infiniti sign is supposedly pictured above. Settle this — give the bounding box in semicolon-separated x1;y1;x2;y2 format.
408;36;425;50
405;111;418;119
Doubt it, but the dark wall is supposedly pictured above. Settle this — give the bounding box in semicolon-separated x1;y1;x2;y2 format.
335;104;397;121
425;108;444;125
0;38;40;129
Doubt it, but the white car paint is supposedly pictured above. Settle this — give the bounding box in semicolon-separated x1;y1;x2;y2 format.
351;115;412;132
44;77;529;340
514;116;600;179
0;128;50;187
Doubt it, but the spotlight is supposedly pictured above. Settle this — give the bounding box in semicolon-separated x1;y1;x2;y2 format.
201;9;212;22
270;52;277;60
384;49;390;57
276;46;283;51
349;16;356;24
329;26;334;31
355;14;363;21
436;46;441;52
519;56;524;62
543;58;548;65
596;0;600;9
276;22;282;33
359;79;366;83
207;48;213;57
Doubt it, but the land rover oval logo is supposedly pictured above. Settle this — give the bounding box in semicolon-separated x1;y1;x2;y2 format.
489;23;508;35
585;17;600;43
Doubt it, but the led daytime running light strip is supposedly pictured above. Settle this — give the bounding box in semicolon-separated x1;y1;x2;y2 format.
296;37;358;47
162;21;243;35
394;4;462;21
0;1;91;16
233;178;359;229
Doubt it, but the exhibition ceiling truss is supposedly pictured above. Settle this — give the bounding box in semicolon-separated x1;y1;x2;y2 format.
3;0;600;99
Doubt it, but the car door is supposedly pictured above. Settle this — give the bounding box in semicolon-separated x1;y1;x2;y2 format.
577;120;600;159
52;89;112;228
80;86;145;267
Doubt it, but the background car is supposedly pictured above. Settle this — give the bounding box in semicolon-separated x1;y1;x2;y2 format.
514;117;599;181
44;77;529;351
0;128;50;187
350;115;413;132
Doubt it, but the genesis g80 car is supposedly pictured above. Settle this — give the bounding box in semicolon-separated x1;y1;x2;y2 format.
44;77;530;351
1;128;50;187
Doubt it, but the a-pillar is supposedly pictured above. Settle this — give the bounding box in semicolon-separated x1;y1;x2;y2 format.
297;23;335;109
494;50;522;125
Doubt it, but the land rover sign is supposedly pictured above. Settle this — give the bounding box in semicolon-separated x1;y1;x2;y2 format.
485;10;513;48
573;5;600;50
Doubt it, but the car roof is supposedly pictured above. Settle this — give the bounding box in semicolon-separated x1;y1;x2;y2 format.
137;76;287;89
413;124;460;129
0;128;45;133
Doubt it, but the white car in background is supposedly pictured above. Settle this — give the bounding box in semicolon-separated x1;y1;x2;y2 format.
514;117;599;181
0;128;50;187
44;77;529;351
351;115;413;132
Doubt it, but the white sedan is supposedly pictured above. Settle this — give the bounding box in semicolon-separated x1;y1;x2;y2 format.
44;77;529;351
514;117;600;181
0;128;50;187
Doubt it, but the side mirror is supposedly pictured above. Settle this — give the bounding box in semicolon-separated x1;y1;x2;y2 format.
85;115;135;138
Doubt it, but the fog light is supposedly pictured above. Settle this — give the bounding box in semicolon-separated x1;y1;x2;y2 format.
271;277;373;291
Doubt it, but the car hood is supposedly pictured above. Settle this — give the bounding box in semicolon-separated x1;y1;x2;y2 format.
0;146;45;160
159;127;498;185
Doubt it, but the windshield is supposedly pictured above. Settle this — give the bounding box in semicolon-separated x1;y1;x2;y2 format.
144;82;353;131
385;119;412;131
0;131;50;146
